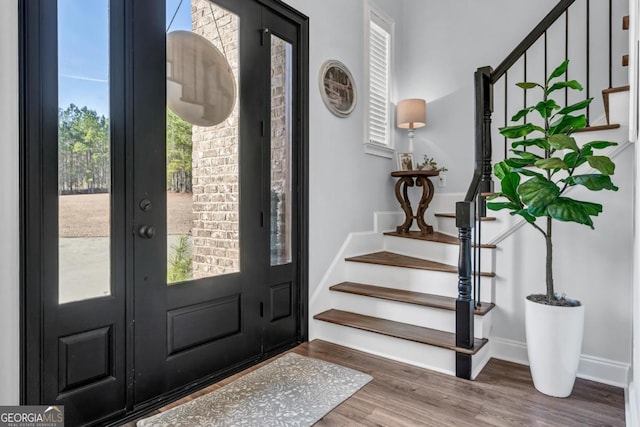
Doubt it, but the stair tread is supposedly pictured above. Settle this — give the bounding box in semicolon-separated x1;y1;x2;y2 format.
602;85;630;94
331;282;495;315
574;123;621;133
345;251;495;277
383;230;496;249
314;309;488;355
434;213;497;221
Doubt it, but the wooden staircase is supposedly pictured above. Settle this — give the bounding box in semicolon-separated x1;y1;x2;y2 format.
312;217;497;379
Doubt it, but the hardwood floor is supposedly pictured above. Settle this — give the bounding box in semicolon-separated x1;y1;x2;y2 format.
123;340;625;426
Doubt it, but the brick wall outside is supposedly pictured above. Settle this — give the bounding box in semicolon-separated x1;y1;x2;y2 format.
191;0;240;278
190;0;290;277
270;35;291;265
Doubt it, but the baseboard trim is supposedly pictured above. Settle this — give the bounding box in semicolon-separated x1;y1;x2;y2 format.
491;337;630;388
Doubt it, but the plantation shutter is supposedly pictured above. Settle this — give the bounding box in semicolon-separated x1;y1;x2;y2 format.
368;19;391;146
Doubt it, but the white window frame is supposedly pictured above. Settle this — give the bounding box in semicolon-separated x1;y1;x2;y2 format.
364;1;395;158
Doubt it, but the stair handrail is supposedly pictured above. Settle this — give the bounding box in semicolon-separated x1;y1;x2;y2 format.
491;0;576;84
455;0;582;380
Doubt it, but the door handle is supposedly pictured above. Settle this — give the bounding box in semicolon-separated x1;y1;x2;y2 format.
138;225;155;239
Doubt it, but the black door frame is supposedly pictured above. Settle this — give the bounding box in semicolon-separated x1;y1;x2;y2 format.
19;0;309;423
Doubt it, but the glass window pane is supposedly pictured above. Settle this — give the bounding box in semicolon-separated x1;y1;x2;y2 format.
270;35;292;266
166;0;240;284
58;0;111;303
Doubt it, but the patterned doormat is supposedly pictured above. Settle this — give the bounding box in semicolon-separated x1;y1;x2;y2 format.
136;352;372;427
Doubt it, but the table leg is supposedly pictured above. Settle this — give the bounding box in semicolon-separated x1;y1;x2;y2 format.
394;176;414;233
416;175;435;234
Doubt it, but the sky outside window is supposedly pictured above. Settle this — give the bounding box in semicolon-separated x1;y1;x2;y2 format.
58;0;192;116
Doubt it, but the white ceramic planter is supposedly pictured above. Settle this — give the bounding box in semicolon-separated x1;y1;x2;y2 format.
524;297;585;398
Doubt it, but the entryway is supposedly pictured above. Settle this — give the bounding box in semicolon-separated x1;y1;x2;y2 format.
20;0;308;425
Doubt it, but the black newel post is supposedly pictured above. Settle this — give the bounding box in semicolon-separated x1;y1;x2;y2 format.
456;200;475;379
477;66;494;217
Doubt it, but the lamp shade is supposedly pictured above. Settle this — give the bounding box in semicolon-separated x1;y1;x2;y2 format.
397;98;426;129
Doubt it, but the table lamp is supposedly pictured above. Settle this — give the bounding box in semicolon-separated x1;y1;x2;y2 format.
397;98;426;153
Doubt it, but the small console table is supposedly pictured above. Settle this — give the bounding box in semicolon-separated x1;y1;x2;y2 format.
391;170;439;235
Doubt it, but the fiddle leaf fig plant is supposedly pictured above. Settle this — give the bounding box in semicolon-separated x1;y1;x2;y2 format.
488;60;618;305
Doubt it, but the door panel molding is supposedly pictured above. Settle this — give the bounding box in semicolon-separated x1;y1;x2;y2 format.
166;295;242;355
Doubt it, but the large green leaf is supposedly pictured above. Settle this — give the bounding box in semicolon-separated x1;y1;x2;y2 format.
535;99;560;118
505;157;536;168
511;150;542;160
546;60;569;82
548;114;587;135
549;134;579;152
586;156;615;175
500;173;521;204
527;205;549;217
557;98;592;115
511;209;536;223
518;176;560;208
516;82;542;90
574;199;603;216
493;161;511;180
563;151;585;169
563;145;592;169
512;167;544;178
511;138;549;150
487;201;521;211
535;158;569;170
583;140;618;150
500;123;545;139
547;197;594;228
563;174;619;191
546;80;583;95
511;107;535;122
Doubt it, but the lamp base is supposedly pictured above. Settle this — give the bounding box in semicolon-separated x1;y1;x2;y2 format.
407;128;415;153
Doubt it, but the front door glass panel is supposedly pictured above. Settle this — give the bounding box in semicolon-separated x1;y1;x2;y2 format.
166;0;241;284
58;0;111;303
270;35;293;266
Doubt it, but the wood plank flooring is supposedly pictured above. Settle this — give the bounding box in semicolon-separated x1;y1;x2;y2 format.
122;340;625;427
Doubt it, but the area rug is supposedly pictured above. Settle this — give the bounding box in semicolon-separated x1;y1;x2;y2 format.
137;352;372;427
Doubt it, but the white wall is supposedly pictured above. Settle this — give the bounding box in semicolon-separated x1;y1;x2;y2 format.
279;0;402;307
0;0;20;405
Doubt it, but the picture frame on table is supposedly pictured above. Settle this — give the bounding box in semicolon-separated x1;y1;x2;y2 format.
396;152;415;171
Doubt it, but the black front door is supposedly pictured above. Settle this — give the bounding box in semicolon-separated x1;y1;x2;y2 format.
21;0;308;424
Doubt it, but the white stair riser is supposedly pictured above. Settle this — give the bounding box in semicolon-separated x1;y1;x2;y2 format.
345;262;494;302
471;342;491;380
311;320;490;380
382;235;494;272
607;90;629;127
312;320;456;375
330;292;490;338
435;217;511;244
